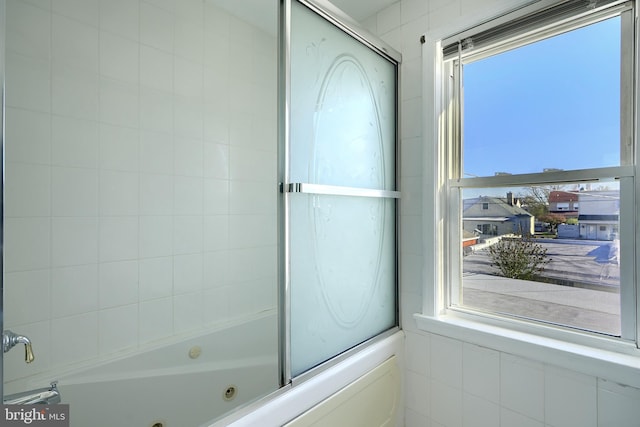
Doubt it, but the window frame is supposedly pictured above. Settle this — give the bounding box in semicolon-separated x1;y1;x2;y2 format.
436;0;639;346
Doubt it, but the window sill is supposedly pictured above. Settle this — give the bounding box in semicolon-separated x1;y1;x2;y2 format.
414;311;640;389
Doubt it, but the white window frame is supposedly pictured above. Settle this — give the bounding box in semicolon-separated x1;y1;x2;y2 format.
416;0;640;377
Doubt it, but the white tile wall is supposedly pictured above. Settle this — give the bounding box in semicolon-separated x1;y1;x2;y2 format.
4;0;277;390
370;1;640;426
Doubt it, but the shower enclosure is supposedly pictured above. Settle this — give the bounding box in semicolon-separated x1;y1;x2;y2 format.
0;0;399;424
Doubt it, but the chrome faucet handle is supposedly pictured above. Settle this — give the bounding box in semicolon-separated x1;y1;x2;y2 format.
2;330;35;364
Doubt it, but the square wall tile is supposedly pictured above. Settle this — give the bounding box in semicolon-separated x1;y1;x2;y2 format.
100;78;139;127
174;95;204;139
545;366;596;427
401;97;422;139
140;87;174;133
203;179;229;215
5;107;51;164
52;116;99;168
52;0;98;25
500;354;544;422
174;137;204;177
141;2;173;53
378;2;401;35
99;304;138;354
99;216;139;262
405;371;430;417
52;167;99;216
4;269;51;325
141;45;174;91
597;379;640;427
203;143;230;179
139;256;173;301
500;408;543;427
52;217;98;267
6;52;51;113
229;181;275;215
18;0;52;11
401;0;428;25
203;250;229;289
4;218;51;271
463;392;499;427
228;215;276;249
6;0;51;60
203;104;230;144
173;216;203;255
401;137;423;178
401;214;422;255
430;334;463;387
400;253;422;294
405;331;429;375
401;18;427;63
139;297;173;344
51;264;98;318
52;14;99;72
174;176;203;215
100;0;139;40
51;312;98;366
140;174;174;215
174;292;203;333
400;176;423;216
203;287;230;325
404;408;428;427
174;57;203;98
5;162;51;217
140;130;173;174
174;253;203;294
99;124;139;172
228;247;275;283
100;31;139;84
139;215;173;258
100;171;139;216
229;147;276;182
52;63;99;120
174;15;203;63
99;260;139;308
463;343;500;403
430;379;463;427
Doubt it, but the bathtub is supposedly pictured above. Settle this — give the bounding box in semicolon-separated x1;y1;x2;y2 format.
56;313;279;427
208;329;405;427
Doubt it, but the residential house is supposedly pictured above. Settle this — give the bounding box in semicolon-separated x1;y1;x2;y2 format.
548;190;580;219
463;193;535;237
578;190;620;240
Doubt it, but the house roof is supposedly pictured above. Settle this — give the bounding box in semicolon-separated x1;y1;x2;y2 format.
549;191;579;203
463;196;533;218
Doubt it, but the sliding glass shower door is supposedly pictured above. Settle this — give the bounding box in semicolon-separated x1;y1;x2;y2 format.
283;0;399;378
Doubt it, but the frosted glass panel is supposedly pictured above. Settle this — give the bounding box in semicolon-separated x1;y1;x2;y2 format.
289;1;397;376
290;195;396;376
290;2;396;190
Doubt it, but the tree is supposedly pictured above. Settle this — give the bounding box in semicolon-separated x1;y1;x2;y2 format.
488;236;550;280
538;212;567;233
517;185;566;218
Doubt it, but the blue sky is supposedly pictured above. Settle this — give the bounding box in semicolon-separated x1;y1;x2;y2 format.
463;16;621;179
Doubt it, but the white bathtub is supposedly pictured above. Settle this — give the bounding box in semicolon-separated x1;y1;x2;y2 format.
209;330;405;427
56;313;279;427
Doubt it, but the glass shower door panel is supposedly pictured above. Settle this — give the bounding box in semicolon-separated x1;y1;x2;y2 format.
289;1;397;377
290;195;396;376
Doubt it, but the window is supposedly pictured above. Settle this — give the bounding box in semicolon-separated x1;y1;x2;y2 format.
441;0;636;340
